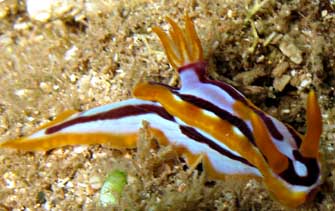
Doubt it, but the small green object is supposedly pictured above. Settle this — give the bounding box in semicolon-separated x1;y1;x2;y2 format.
100;170;127;207
36;191;46;204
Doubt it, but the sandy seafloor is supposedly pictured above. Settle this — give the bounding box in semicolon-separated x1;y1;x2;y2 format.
0;0;335;210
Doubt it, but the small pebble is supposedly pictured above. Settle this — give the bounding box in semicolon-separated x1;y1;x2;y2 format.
272;62;289;77
279;35;303;64
273;74;291;91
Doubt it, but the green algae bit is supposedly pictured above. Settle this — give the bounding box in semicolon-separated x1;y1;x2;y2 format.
99;170;127;207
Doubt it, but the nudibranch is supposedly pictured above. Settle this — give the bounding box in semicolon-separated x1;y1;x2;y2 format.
1;16;323;208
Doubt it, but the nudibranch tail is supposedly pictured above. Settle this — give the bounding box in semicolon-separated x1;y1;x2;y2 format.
300;90;322;158
0;132;139;151
31;110;78;132
152;15;203;69
0;100;176;151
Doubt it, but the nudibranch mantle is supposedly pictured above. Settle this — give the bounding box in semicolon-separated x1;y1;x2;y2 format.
1;15;323;208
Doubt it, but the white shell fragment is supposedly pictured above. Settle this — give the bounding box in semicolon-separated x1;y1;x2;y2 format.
279;35;303;64
26;0;82;22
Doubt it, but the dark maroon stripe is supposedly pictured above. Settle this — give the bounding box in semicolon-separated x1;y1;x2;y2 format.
278;150;320;186
179;62;248;104
179;125;255;168
179;62;284;141
286;125;302;147
45;104;175;134
175;93;255;145
253;110;284;140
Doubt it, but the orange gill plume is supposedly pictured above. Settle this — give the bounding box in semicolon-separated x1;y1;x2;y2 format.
152;15;203;69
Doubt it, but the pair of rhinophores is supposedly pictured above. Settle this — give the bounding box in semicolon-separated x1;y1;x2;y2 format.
1;15;323;207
